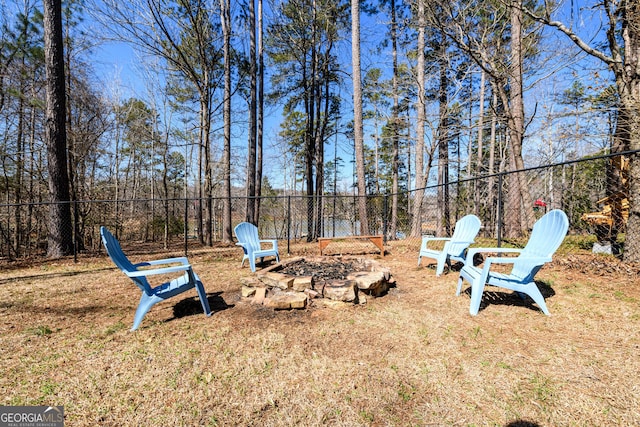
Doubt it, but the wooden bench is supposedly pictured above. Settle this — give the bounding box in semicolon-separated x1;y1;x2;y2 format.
318;235;385;257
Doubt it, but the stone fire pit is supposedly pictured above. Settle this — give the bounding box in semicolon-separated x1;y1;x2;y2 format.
240;256;395;309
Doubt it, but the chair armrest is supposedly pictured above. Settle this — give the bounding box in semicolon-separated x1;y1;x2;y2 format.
126;263;191;278
447;240;475;246
465;247;522;264
422;237;451;242
135;257;189;267
483;255;552;266
259;239;278;249
466;247;551;272
421;237;451;250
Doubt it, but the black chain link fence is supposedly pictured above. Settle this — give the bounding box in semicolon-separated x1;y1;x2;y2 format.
0;151;631;262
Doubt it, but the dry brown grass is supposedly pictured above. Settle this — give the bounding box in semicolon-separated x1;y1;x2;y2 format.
1;241;639;426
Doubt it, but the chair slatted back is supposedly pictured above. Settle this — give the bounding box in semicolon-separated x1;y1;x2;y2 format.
447;215;482;258
234;222;260;252
512;210;569;280
100;226;152;294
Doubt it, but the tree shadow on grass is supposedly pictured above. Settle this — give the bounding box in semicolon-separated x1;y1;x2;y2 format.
0;267;115;286
172;292;234;320
423;255;483;275
460;281;556;314
505;421;541;427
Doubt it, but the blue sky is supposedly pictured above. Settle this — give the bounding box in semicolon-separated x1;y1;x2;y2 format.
86;0;612;192
89;10;380;193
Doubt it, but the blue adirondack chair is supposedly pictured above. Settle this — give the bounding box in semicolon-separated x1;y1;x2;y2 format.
457;209;569;315
418;214;482;276
234;222;280;272
100;226;212;331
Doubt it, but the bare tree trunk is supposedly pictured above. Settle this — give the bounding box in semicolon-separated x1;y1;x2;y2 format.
411;0;427;238
436;36;450;236
255;0;264;223
201;98;213;245
488;84;498;234
304;0;318;241
64;17;79;252
14;82;24;256
246;0;257;225
604;50;636;251
220;0;233;242
159;101;172;249
197;132;204;244
507;0;524;236
351;0;369;235
314;76;328;239
27;98;38;254
623;96;640;262
503;0;534;238
315;39;335;237
113;102;122;237
43;0;73;258
475;69;486;218
390;0;399;239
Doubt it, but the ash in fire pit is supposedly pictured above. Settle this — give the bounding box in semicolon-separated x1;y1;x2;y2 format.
240;256;395;310
277;259;363;282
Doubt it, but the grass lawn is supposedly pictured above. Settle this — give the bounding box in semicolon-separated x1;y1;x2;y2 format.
1;240;639;426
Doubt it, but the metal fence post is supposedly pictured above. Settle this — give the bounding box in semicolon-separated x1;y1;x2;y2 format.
383;195;389;243
73;200;78;263
184;196;188;257
287;195;291;255
332;193;336;237
497;172;503;247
